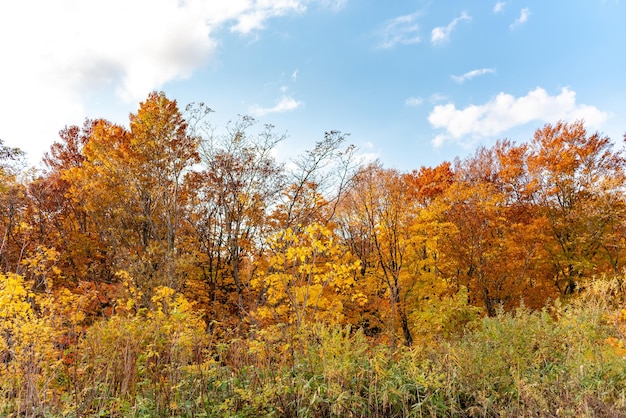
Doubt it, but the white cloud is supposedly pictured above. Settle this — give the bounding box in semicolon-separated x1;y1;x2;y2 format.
405;97;424;107
355;141;380;165
291;69;299;81
429;93;449;103
428;87;610;147
230;1;308;34
317;0;348;12
250;96;304;117
376;12;422;49
0;0;332;163
451;68;496;83
494;2;506;13
431;12;471;45
510;7;530;29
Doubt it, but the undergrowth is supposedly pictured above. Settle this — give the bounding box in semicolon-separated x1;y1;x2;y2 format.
1;275;626;417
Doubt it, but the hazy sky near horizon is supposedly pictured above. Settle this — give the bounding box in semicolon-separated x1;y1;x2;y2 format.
1;0;624;170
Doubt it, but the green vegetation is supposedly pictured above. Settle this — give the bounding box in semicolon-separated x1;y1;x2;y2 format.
1;274;626;416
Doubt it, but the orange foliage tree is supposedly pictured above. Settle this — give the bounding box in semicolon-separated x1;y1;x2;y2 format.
63;92;200;295
435;143;553;315
526;121;626;294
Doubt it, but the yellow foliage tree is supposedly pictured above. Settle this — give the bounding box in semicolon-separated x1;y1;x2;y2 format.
252;223;363;330
0;272;65;414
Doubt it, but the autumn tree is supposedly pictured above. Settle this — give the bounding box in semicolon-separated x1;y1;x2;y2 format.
0;140;27;273
186;115;285;323
128;92;200;254
435;143;555;315
252;223;363;330
339;164;435;347
526;120;626;294
188;120;358;326
273;131;358;230
65;92;200;292
30;120;113;285
434;124;626;312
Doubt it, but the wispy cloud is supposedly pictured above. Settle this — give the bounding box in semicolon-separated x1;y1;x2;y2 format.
317;0;348;12
428;87;610;147
510;7;530;30
230;3;308;34
431;12;471;45
451;68;496;83
291;69;299;81
429;93;448;103
250;96;303;117
405;97;424;107
493;1;506;13
376;12;422;49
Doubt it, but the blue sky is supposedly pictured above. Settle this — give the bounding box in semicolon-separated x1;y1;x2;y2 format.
1;0;624;171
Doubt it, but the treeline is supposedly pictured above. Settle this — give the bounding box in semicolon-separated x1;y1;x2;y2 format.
1;91;626;415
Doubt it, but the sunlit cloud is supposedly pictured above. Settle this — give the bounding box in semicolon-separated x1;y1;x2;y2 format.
493;2;506;13
431;12;471;45
451;68;496;83
0;0;335;163
428;87;610;147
